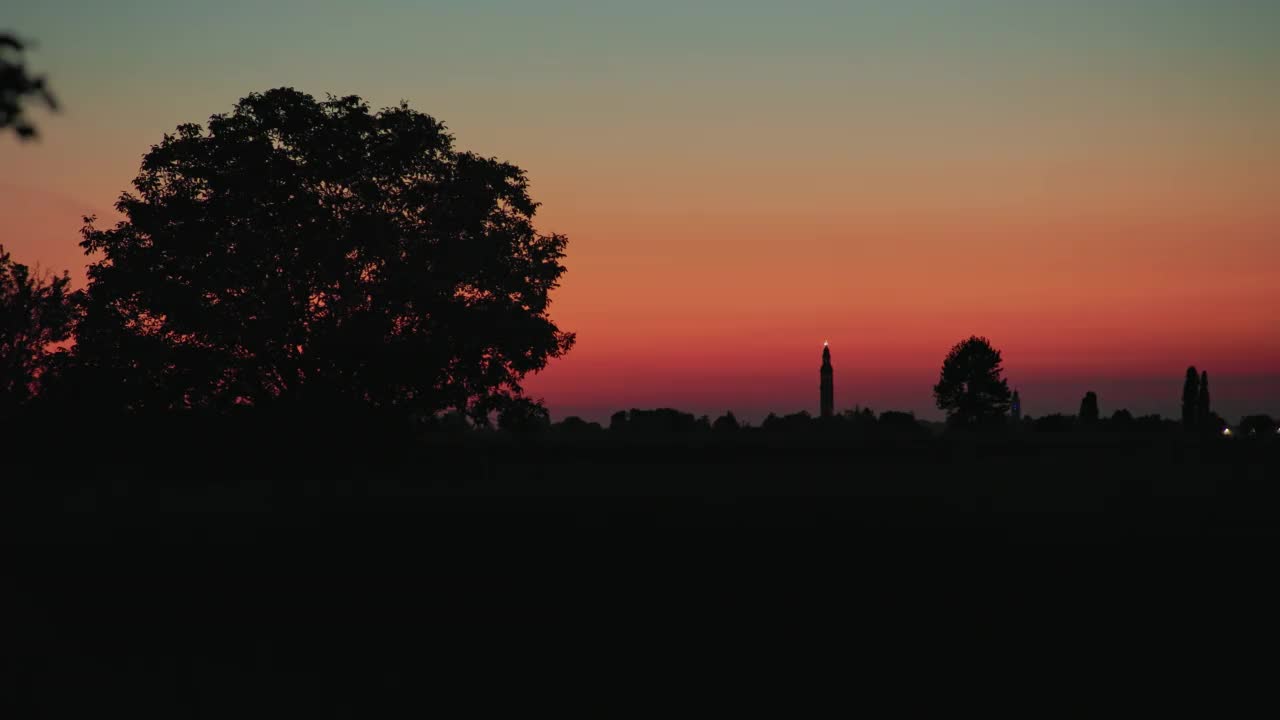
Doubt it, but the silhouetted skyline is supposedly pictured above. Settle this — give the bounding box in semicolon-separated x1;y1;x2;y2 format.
538;372;1280;427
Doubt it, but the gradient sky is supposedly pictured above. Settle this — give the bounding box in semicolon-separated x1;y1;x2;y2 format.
4;1;1278;422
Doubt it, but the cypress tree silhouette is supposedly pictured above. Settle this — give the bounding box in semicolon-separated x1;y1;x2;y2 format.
1181;367;1200;428
1079;391;1099;424
1198;371;1211;430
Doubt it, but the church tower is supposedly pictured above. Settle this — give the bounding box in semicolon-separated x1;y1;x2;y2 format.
820;342;834;418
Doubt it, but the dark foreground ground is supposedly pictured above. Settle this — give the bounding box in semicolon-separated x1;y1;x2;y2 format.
3;430;1279;715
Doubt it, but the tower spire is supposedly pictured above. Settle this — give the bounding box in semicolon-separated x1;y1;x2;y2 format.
820;342;834;418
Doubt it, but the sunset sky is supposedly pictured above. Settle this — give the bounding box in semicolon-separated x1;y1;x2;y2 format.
4;1;1278;422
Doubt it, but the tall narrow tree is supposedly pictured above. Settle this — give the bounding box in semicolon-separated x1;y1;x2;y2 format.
1197;371;1211;429
1181;366;1200;428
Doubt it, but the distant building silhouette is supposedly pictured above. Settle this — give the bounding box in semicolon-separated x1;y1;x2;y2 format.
1011;390;1021;422
820;342;834;419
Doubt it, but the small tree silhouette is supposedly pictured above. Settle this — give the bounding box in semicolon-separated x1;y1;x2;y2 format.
1079;391;1099;424
76;88;573;423
0;246;78;419
1181;367;1199;428
933;336;1012;428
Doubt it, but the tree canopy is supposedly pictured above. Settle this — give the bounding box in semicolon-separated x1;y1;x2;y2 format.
0;245;77;419
933;335;1012;427
77;88;573;422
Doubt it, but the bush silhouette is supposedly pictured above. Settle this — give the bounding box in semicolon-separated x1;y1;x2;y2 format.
553;416;603;434
610;408;703;435
878;411;926;438
712;411;740;432
1135;414;1175;432
1109;409;1134;428
762;411;813;433
842;406;877;430
933;336;1012;428
75;88;573;423
1079;392;1099;424
1032;413;1075;433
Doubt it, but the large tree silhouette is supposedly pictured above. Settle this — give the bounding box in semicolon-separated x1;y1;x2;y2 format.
933;336;1012;427
77;88;573;422
0;246;77;419
1;32;56;139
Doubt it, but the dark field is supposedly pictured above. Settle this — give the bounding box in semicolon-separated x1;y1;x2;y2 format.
4;431;1279;714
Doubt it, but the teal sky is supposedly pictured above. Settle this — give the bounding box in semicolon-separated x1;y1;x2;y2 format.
11;1;1280;186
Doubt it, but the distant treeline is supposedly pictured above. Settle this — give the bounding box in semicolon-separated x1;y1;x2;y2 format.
501;406;1280;440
